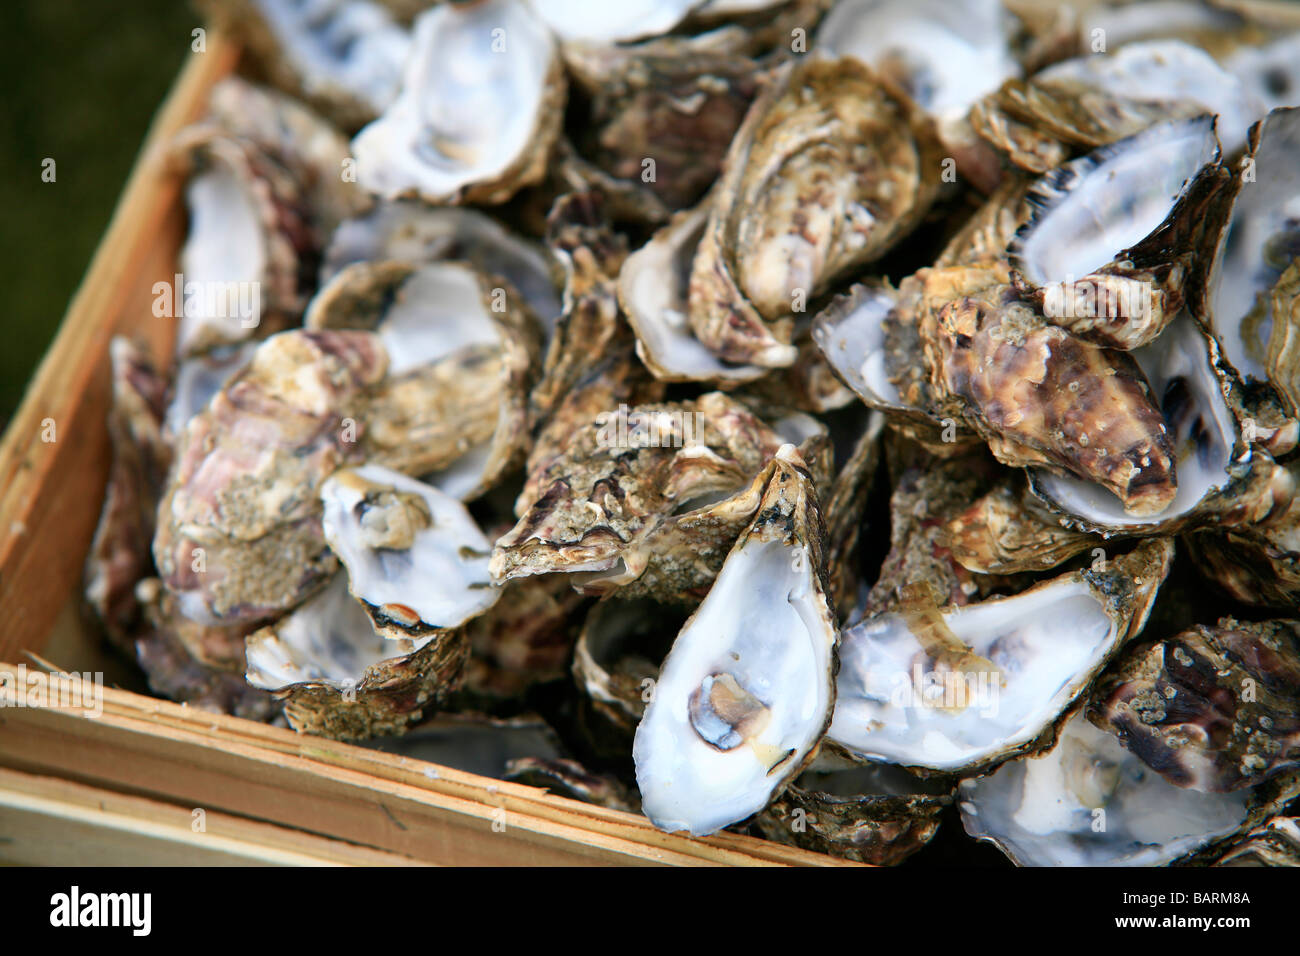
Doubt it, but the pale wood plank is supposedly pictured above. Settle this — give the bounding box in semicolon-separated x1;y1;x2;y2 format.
0;671;859;866
0;767;425;866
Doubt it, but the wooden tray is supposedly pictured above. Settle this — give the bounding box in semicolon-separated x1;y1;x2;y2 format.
0;31;852;867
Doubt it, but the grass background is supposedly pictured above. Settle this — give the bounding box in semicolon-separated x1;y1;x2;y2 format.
0;0;195;427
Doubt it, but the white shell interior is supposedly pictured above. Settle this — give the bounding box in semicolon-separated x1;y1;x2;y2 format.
378;261;501;375
619;207;766;383
634;462;836;835
322;202;563;331
959;711;1252;866
353;0;554;201
164;341;258;439
530;0;701;44
245;573;428;690
1225;33;1300;118
256;0;410;116
815;0;1019;124
1207;107;1300;382
1015;115;1219;286
828;575;1117;772
811;286;911;409
178;165;267;354
1036;41;1263;155
1033;314;1237;528
321;464;499;629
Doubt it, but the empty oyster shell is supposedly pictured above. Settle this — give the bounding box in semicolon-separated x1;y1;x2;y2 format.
688;56;942;368
352;0;566;205
320;200;564;329
1088;617;1300;792
815;0;1020;190
245;573;469;738
1027;313;1278;534
618;202;766;384
828;538;1172;775
200;0;411;130
169;132;315;356
634;445;838;835
1008;114;1223;350
959;708;1300;866
306;258;544;497
320;464;500;639
1198;108;1300;424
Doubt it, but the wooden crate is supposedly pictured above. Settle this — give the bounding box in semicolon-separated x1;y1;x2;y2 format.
0;30;853;867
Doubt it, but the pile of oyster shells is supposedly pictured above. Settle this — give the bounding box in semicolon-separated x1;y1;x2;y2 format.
85;0;1300;865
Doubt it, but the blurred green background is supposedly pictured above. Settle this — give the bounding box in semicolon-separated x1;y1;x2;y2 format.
0;0;195;428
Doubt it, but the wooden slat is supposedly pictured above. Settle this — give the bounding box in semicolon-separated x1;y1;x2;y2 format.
0;33;238;662
0;767;424;866
0;671;859;867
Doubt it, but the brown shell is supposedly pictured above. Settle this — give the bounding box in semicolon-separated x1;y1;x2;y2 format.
687;57;942;367
1089;617;1300;792
153;330;389;624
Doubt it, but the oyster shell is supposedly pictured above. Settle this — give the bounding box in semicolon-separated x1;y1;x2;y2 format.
491;391;828;601
828;538;1172;775
959;708;1300;866
1198;108;1300;423
320;201;564;329
1214;815;1300;866
688;57;942;368
199;0;411;130
305;258;545;496
633;445;838;835
1088;617;1300;792
1007;114;1223;350
154;330;388;625
618;202;767;384
319;464;500;639
169;132;315;356
352;0;566;205
85;339;172;652
245;574;469;738
753;760;951;865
